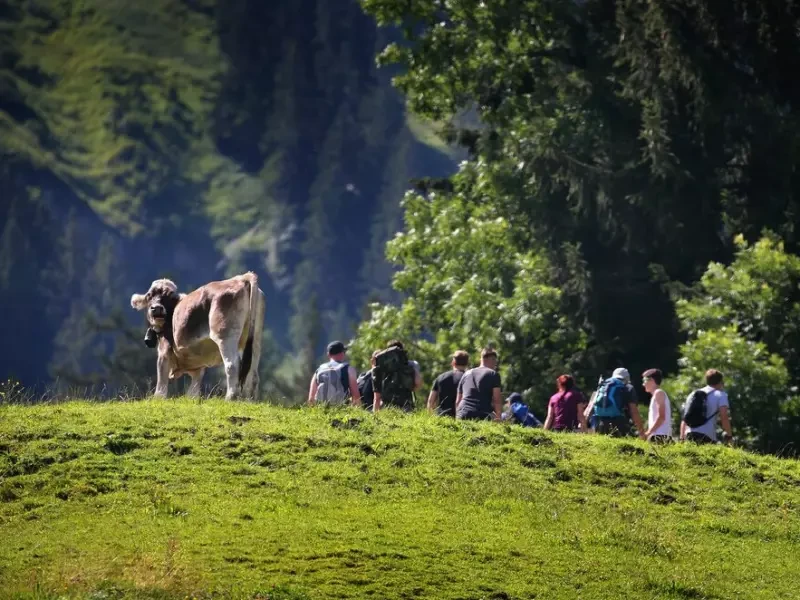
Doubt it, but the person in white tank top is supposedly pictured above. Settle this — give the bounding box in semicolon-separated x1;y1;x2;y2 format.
642;368;673;443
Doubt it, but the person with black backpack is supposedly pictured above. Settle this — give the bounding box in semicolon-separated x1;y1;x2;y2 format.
372;340;422;412
307;341;361;407
680;369;733;445
355;350;379;411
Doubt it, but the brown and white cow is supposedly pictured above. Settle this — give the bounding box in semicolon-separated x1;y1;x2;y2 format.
131;272;265;399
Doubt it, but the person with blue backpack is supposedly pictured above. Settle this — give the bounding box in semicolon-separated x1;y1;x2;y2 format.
590;367;645;439
501;392;543;427
308;341;362;407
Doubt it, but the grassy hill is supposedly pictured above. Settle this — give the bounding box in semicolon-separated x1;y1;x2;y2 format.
1;399;799;600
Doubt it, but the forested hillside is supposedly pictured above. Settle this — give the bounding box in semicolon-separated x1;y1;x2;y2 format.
0;0;454;392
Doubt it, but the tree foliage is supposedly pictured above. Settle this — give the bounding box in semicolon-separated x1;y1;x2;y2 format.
670;235;800;451
361;0;800;384
350;163;586;408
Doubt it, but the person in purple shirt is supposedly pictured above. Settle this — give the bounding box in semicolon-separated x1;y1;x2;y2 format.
543;374;588;432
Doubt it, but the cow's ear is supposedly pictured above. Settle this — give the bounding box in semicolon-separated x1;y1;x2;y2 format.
131;293;148;310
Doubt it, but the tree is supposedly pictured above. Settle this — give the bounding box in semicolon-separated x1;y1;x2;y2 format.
669;234;800;452
349;162;586;413
361;0;800;388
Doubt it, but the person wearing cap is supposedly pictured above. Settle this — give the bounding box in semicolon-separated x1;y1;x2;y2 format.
455;347;503;421
427;350;470;417
590;367;645;439
308;341;361;407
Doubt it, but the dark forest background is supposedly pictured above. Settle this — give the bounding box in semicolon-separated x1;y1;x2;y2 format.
0;0;454;395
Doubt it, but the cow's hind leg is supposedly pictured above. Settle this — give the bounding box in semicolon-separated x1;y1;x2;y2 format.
241;291;265;400
187;368;206;397
212;336;241;399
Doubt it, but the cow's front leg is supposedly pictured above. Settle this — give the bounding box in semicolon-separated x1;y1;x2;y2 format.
187;368;206;397
154;353;170;398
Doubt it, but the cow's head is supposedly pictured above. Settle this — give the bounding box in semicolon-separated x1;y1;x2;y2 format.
131;279;184;346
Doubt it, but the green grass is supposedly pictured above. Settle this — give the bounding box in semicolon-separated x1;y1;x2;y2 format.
1;399;799;599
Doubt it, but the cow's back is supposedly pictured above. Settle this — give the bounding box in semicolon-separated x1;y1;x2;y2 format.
170;276;252;363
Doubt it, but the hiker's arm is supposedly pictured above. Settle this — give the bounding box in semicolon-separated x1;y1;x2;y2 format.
307;375;317;407
492;387;502;421
629;402;646;440
584;393;596;418
455;390;463;411
372;368;381;412
427;390;439;413
680;420;687;440
413;365;422;391
543;404;554;430
644;391;666;438
578;403;588;432
719;405;732;443
348;367;361;407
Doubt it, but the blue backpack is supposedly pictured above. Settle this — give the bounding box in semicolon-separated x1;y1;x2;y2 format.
510;402;542;428
593;377;626;419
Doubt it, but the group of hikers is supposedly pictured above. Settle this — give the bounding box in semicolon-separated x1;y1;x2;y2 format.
308;340;734;445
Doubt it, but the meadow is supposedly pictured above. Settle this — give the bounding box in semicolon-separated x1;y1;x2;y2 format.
1;399;798;599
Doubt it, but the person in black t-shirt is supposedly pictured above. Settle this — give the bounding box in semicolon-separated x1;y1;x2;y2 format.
427;350;469;417
456;347;503;421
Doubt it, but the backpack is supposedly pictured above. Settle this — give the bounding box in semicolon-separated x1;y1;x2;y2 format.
373;346;416;407
356;370;374;409
510;402;541;428
314;361;350;405
592;377;626;419
682;388;718;428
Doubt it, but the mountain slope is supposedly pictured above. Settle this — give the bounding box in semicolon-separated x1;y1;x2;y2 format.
0;0;454;389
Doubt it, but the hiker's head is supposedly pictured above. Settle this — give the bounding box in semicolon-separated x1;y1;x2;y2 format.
705;369;724;389
370;350;380;367
612;367;630;384
556;374;574;391
452;350;469;370
387;339;404;350
642;368;663;393
327;341;347;361
506;392;523;407
480;347;498;369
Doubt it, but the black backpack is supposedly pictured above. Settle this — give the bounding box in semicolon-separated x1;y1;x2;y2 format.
357;370;374;409
682;389;718;428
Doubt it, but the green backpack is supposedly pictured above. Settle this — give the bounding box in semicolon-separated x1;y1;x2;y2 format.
373;346;416;407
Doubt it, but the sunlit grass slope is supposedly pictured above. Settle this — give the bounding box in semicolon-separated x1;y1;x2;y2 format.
1;399;798;599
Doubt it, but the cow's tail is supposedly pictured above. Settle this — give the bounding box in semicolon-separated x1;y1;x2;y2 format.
238;271;260;390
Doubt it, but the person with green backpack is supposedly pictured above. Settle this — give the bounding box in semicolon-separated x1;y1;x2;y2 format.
372;340;422;412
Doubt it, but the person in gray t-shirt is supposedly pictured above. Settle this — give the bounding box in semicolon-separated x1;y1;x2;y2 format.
680;369;733;444
456;347;503;421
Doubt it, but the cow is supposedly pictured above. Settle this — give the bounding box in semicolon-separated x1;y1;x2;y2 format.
130;272;265;399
